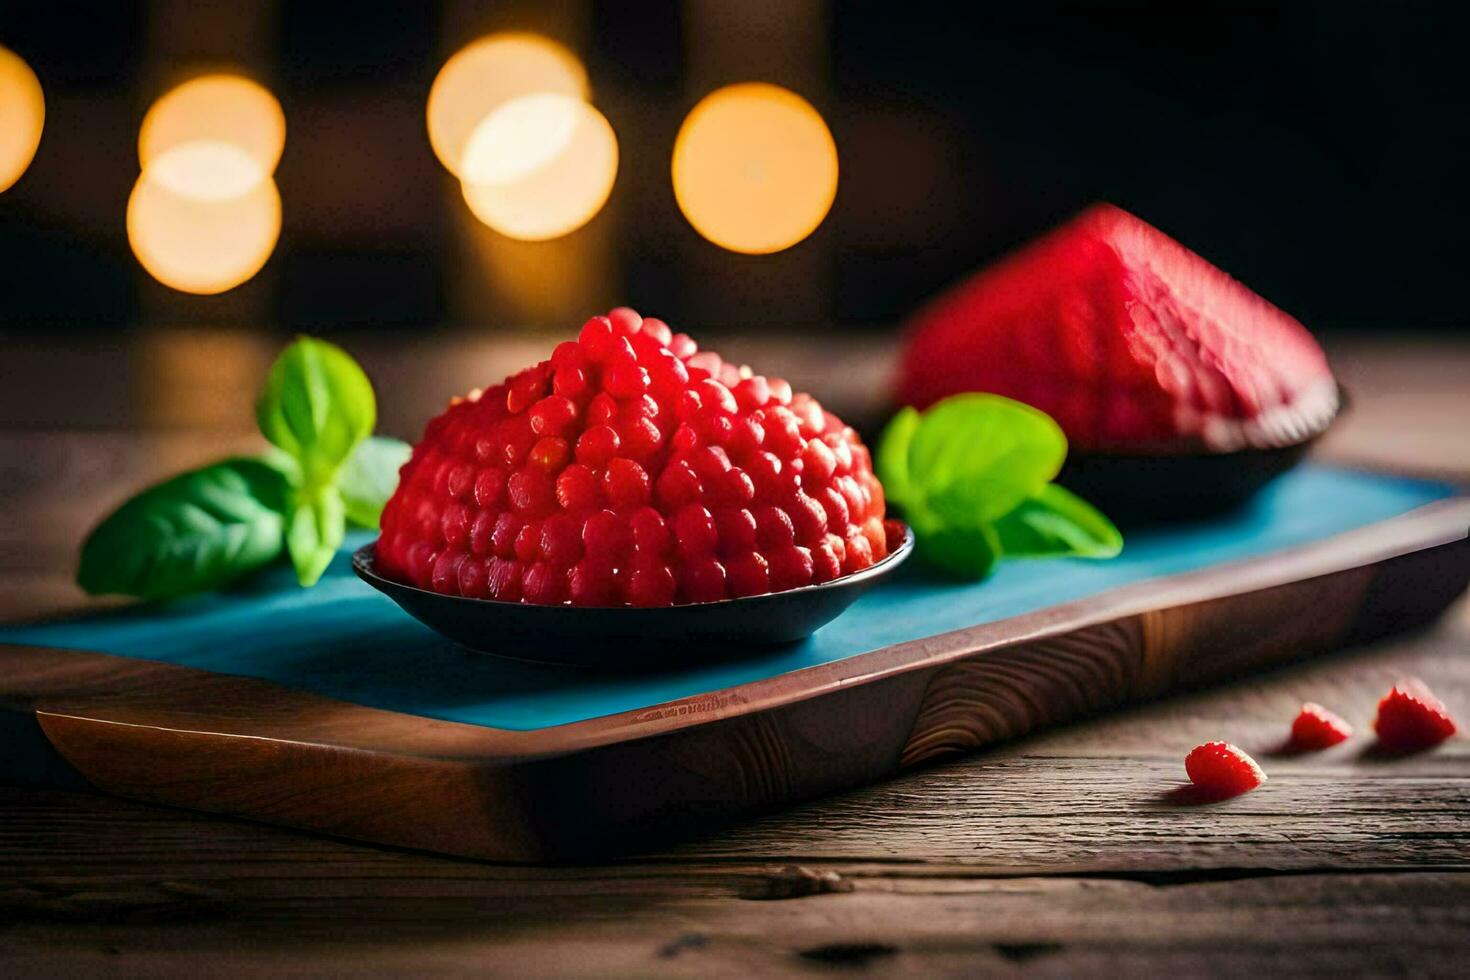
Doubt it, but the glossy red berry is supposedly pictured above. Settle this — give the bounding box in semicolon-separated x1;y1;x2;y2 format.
673;505;718;561
603;458;651;508
607;306;643;335
629;506;671;558
529;395;577;436
575;424;621;466
569;557;615;606
768;546;815;591
376;309;890;607
626;560;676;607
604;358;650;398
490;513;521;558
507;469;554;515
640;316;673;346
457;557;489;598
522;561;566;605
1184;741;1266;798
582;509;631;560
487;558;522;601
681;558;727;603
726;552;771;598
811;539;843;583
555;463;600;512
539;514;583;565
753;505;795;549
578;315;617;360
528;436;569;473
714;507;757;554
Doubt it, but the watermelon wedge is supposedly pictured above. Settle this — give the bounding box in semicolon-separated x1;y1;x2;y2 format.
897;203;1339;455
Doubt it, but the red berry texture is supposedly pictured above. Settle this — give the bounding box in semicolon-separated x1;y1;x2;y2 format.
1373;678;1457;752
1288;702;1353;751
1184;741;1266;798
376;310;890;606
898;203;1338;453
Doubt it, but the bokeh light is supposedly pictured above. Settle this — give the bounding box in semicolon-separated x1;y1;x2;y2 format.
127;143;281;295
427;33;587;177
0;45;46;194
143;140;271;202
129;73;285;295
460;93;618;241
138;74;285;175
672;82;838;254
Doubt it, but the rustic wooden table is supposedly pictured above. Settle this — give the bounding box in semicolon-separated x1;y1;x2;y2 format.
2;331;1467;976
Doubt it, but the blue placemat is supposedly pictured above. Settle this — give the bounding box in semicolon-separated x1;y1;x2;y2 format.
2;465;1457;732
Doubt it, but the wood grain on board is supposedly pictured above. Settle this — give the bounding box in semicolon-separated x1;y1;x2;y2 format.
4;607;1469;975
3;497;1466;860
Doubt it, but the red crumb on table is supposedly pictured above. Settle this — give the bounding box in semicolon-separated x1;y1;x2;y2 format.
1374;678;1457;752
1184;741;1266;798
1289;702;1353;750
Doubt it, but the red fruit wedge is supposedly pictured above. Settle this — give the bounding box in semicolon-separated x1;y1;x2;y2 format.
1184;741;1266;798
897;203;1339;454
1289;702;1353;750
1374;678;1457;752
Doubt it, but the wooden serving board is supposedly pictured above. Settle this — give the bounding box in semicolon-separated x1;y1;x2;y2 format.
2;464;1468;861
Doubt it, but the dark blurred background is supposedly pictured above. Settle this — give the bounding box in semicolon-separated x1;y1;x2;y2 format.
2;0;1467;336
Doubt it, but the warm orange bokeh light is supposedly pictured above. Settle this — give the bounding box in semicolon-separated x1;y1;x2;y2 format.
0;45;46;194
460;93;618;241
129;73;285;295
427;33;588;178
672;83;838;254
138;74;286;175
127;144;281;295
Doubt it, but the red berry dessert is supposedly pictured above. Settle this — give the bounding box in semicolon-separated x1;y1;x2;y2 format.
1373;678;1457;752
897;203;1339;455
1184;741;1267;798
1289;702;1353;751
376;309;891;606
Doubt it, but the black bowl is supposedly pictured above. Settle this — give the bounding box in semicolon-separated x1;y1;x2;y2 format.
352;529;914;669
1014;385;1348;527
1057;437;1320;525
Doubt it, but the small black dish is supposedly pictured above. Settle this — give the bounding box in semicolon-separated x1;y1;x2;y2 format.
352;529;914;669
1057;386;1348;526
1058;438;1317;525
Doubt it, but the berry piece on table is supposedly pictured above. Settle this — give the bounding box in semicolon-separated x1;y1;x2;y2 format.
1373;678;1457;752
1184;741;1266;798
1289;702;1353;751
376;309;891;606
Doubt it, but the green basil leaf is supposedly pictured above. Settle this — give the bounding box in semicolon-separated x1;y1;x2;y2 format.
914;517;999;580
256;337;376;485
876;406;921;507
257;446;303;486
286;484;346;587
77;459;290;600
907;394;1066;525
338;436;412;528
992;483;1124;559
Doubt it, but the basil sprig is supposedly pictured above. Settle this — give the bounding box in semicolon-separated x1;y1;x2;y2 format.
878;394;1122;578
78;337;411;599
256;337;377;486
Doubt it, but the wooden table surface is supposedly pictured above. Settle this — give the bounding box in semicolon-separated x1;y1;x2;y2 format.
2;330;1467;977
